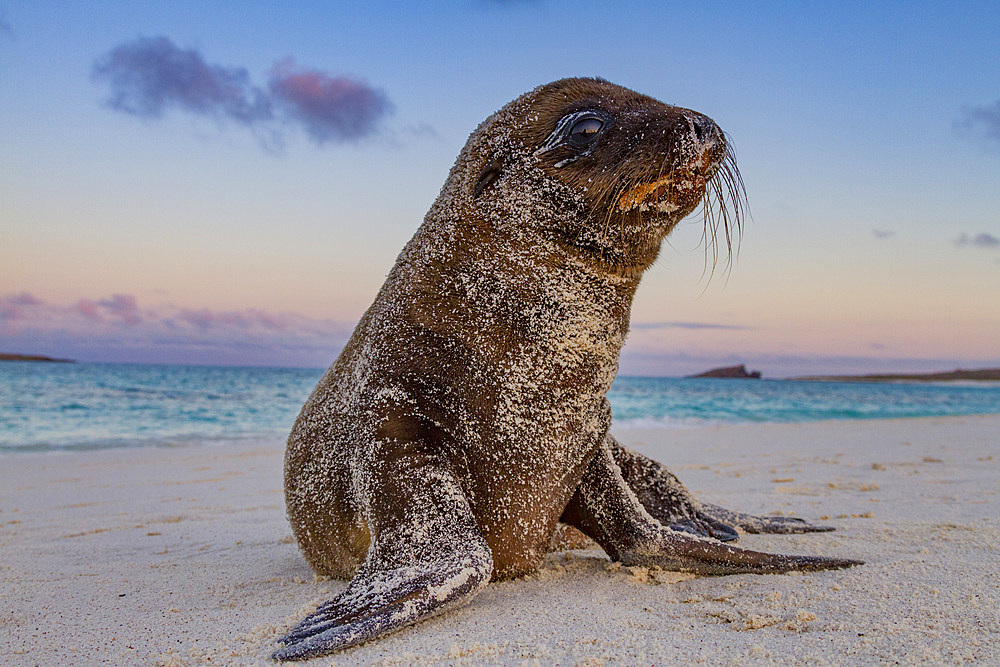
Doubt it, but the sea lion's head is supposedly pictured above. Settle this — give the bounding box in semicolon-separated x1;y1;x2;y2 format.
454;77;745;273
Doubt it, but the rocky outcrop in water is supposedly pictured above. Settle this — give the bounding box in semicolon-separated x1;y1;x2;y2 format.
687;364;761;379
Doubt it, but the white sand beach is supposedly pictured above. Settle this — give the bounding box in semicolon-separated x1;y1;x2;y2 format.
2;415;999;665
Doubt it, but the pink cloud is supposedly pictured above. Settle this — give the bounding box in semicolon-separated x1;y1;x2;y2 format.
93;38;393;151
178;308;217;330
268;58;392;144
246;308;287;331
0;293;45;331
98;293;143;325
0;292;356;365
176;307;291;332
10;292;44;306
0;303;19;330
75;298;103;321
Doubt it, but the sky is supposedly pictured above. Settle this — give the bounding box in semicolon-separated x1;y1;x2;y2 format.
2;1;999;376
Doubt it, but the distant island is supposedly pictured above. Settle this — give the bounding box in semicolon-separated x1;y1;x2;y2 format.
0;353;75;363
791;368;1000;383
687;364;762;379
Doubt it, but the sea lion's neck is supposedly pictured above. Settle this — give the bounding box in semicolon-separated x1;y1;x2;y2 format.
398;212;641;368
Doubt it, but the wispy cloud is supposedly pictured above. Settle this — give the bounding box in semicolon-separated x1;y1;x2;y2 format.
0;16;12;39
955;99;1000;143
872;229;895;239
630;321;750;331
953;232;1000;249
7;292;43;306
92;37;392;149
481;0;543;6
0;292;354;366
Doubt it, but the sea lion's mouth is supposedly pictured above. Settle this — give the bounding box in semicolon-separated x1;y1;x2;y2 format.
616;170;708;213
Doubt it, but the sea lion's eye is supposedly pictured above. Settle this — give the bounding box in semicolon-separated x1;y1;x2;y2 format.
568;117;603;148
535;109;611;166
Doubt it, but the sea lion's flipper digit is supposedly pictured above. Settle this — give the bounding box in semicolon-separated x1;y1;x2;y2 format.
609;436;740;542
563;440;861;575
668;516;740;542
698;503;836;534
273;559;486;660
273;444;493;661
609;436;833;538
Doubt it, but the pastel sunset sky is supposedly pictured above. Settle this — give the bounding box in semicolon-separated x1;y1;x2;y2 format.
2;1;999;376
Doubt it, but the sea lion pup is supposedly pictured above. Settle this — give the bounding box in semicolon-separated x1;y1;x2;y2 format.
276;77;859;661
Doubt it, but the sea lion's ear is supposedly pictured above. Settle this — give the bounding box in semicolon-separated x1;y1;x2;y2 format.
473;159;504;199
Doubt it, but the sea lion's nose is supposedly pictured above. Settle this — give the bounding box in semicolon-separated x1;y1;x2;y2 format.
685;113;721;146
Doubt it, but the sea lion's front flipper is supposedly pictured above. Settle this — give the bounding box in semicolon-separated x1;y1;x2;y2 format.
273;444;493;661
608;436;834;539
563;439;861;575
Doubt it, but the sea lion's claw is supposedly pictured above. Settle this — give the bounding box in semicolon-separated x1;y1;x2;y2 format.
700;503;836;534
704;517;740;542
669;517;739;543
668;520;706;538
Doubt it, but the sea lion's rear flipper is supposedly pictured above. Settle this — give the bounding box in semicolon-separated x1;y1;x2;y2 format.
563;439;861;575
273;448;493;661
698;502;835;534
608;436;834;540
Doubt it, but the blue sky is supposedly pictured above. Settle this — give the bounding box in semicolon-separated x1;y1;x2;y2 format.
2;1;999;375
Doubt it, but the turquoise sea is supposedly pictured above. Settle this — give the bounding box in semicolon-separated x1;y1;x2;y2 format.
1;362;999;453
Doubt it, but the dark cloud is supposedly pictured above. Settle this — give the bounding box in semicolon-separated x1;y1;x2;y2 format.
98;294;143;325
0;293;43;330
268;58;392;144
872;229;895;239
630;321;750;331
956;99;1000;143
177;307;288;332
8;292;43;306
0;7;12;39
92;37;272;123
93;37;392;148
953;232;1000;249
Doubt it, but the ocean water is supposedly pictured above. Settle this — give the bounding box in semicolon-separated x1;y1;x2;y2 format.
1;362;998;453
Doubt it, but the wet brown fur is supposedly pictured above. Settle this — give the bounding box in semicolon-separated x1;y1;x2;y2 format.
276;78;854;662
285;78;746;581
